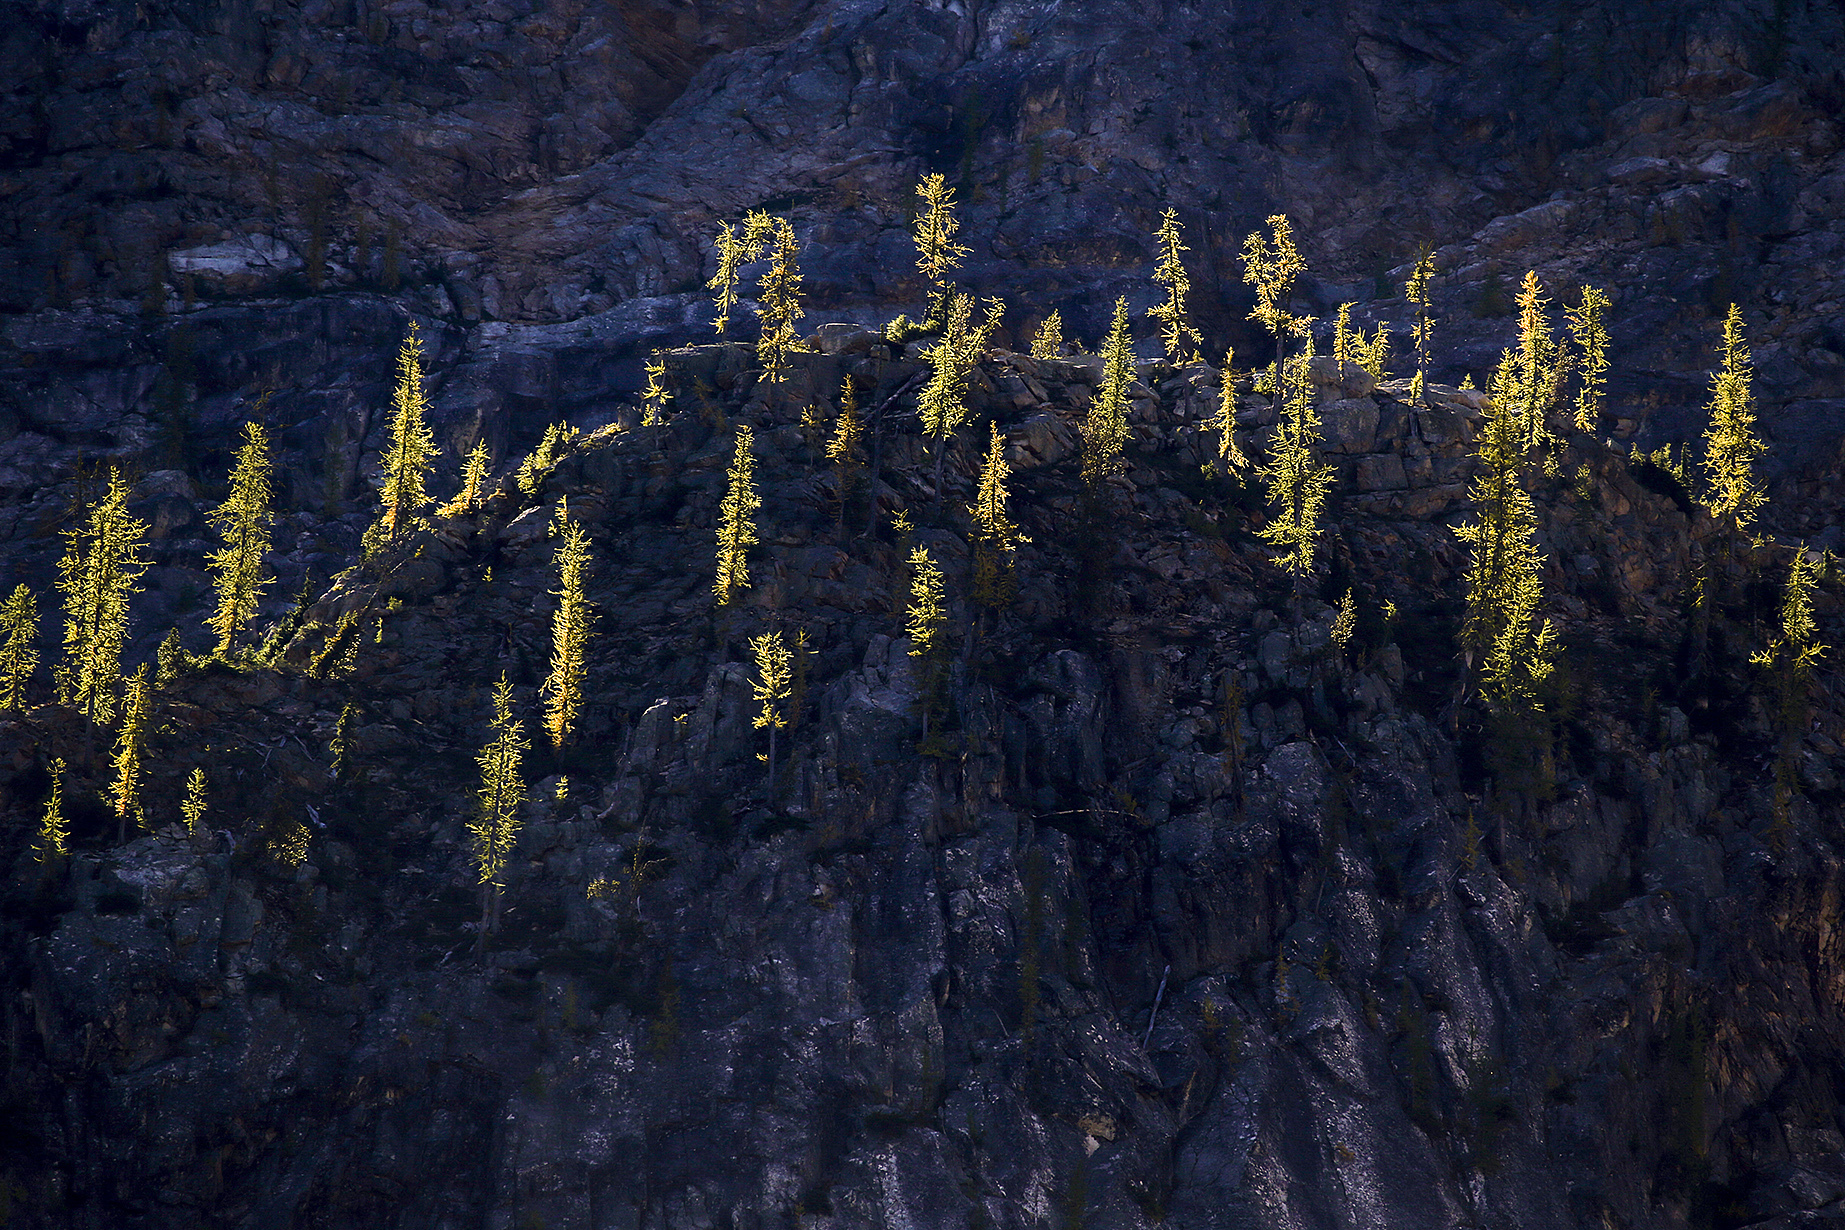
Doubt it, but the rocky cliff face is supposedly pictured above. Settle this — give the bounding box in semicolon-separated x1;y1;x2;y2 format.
2;1;1845;1228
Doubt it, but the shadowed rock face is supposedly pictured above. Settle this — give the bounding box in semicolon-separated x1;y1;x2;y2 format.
1;3;1845;1229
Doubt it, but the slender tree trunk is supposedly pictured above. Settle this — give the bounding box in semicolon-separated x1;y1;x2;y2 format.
767;726;778;796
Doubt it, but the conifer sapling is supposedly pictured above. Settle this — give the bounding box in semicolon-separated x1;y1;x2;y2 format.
714;426;760;607
0;583;36;711
156;627;184;687
181;767;207;837
1700;303;1766;539
367;323;437;554
204;420;274;653
542;514;595;748
56;468;148;743
36;758;67;861
110;663;152;842
708;211;772;335
1406;250;1436;403
756;217;805;385
440;441;492;516
1149;208;1205;366
1208;350;1251;475
748;630;792;787
1030;310;1064;359
827;376;865;531
911;173;970;326
1081;297;1136;493
918;293;1001;501
471;673;529;944
1240;215;1308;391
906;546;949;741
1565;285;1611;433
641;354;672;426
1258;344;1334;588
970;422;1028;614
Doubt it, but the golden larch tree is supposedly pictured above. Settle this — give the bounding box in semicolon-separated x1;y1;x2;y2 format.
1030;310;1064;359
1258;343;1334;589
36;758;67;861
56;468;148;740
542;515;595;748
204;420;274;653
1240;215;1308;392
109;663;152;842
471;673;529;946
1700;303;1766;538
970;422;1028;614
756;217;805;385
912;173;971;326
1149;208;1204;366
1406;250;1436;403
748;630;793;787
369;322;438;553
0;583;36;710
1081;298;1136;493
714;426;761;606
1564;285;1611;433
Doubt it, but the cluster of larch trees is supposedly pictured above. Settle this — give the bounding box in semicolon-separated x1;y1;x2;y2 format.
698;176;1824;800
5;322;601;938
6;168;1828;906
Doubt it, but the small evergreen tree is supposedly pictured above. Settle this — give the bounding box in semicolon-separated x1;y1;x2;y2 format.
109;663;152;842
1700;303;1766;538
1355;323;1390;382
1564;285;1611;433
542;515;595;748
181;767;207;837
911;173;970;326
641;353;672;426
827;376;865;532
906;546;949;743
1461;354;1549;663
1030;310;1064;359
439;440;492;516
714;426;760;607
1240;215;1308;391
918;294;1001;502
748;630;792;787
1149;208;1204;366
1208;349;1252;476
471;673;529;946
204;420;274;653
1406;249;1436;403
970;422;1027;615
56;468;148;743
1751;547;1829;732
708;211;772;335
756;217;805;385
1081;297;1136;493
0;583;36;711
329;701;354;778
1258;345;1335;588
516;422;577;495
368;323;437;553
1510;271;1566;451
1332;304;1356;377
36;758;67;862
155;627;185;687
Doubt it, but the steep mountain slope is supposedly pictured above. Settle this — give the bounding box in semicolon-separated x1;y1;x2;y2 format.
3;329;1844;1228
2;1;1845;1227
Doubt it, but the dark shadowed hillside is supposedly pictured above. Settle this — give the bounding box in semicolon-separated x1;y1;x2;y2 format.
1;2;1844;1227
